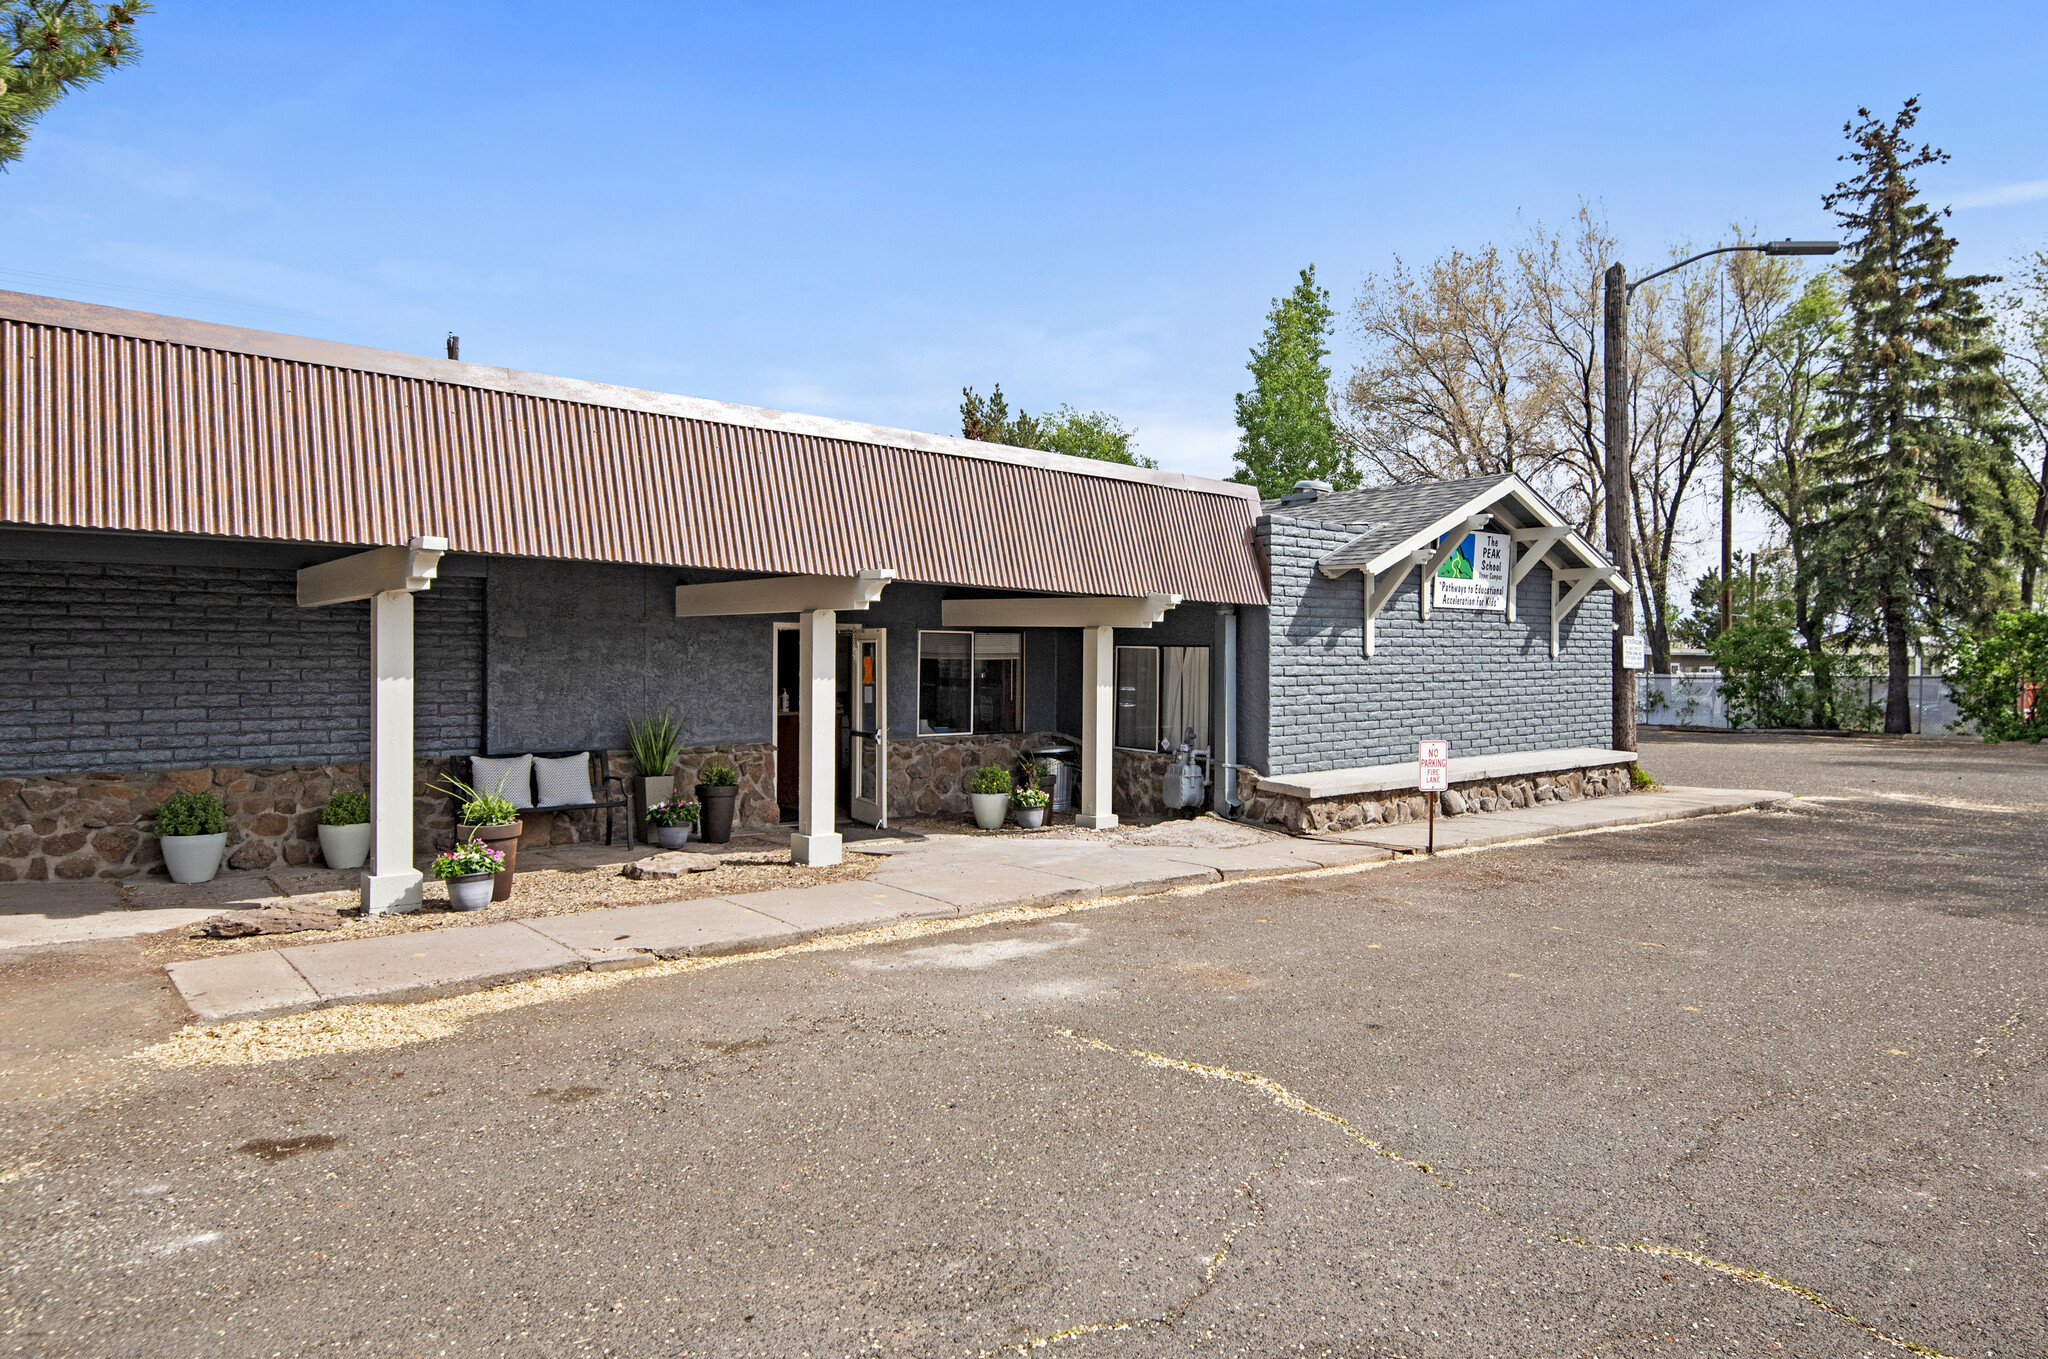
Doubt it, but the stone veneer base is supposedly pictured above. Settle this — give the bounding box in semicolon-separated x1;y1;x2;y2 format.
1235;761;1636;835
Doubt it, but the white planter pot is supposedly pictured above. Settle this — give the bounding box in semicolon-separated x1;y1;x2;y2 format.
655;824;693;849
317;822;372;870
159;832;227;884
970;792;1011;831
445;872;496;911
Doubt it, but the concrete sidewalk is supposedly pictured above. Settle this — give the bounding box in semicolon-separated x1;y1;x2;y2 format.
162;786;1789;1023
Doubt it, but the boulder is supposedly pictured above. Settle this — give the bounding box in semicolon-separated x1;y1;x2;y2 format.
621;851;722;880
1441;789;1468;815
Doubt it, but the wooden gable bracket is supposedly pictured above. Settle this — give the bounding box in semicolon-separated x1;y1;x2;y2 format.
1507;527;1570;623
1418;516;1490;621
1359;548;1432;657
1548;568;1605;659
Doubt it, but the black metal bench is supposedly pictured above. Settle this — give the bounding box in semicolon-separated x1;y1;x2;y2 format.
465;751;635;850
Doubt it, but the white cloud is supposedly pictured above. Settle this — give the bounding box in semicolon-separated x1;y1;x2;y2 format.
1948;179;2048;210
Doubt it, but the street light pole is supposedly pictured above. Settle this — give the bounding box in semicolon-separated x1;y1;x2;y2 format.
1603;239;1838;754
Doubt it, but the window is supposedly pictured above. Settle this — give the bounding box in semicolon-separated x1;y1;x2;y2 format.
1114;646;1159;750
918;631;1023;735
1116;645;1209;751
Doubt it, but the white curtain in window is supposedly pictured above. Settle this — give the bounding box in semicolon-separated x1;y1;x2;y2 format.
1160;646;1209;751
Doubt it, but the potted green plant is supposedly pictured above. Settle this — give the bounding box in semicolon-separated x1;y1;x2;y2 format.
628;712;683;843
430;839;505;911
153;790;229;883
695;759;740;844
1009;783;1050;830
317;790;372;870
646;795;700;850
441;774;523;903
968;764;1013;830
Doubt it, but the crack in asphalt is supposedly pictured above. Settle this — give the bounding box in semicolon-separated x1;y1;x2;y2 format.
983;1151;1288;1356
1062;1028;1962;1359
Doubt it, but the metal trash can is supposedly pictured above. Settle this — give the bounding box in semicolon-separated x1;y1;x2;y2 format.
1020;736;1079;813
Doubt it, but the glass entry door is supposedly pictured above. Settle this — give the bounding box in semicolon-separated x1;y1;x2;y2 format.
847;629;887;827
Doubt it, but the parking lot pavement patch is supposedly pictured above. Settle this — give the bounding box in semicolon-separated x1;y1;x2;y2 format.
166;951;321;1022
278;921;583;1006
517;897;798;959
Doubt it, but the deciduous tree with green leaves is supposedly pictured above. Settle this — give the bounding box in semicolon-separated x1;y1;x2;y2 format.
1233;266;1353;497
2;0;149;170
959;384;1155;467
1810;99;2033;734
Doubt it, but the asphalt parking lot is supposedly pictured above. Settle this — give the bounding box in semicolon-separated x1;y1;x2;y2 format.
2;732;2042;1358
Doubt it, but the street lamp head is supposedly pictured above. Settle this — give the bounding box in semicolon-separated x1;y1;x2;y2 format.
1762;240;1841;256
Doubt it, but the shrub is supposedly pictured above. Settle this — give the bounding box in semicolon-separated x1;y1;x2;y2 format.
431;841;505;878
438;775;520;827
321;791;370;826
1708;612;1816;729
153;791;226;838
1629;763;1654;791
628;713;683;778
647;796;701;828
968;764;1013;796
699;760;740;788
1010;785;1049;808
1946;610;2048;743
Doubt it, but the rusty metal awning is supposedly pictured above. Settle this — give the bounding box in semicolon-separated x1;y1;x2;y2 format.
0;291;1269;605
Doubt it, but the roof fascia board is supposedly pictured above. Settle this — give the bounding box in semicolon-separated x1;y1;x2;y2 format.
941;593;1181;629
0;290;1258;504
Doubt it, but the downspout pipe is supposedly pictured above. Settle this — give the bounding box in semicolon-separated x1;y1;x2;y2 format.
1217;604;1239;818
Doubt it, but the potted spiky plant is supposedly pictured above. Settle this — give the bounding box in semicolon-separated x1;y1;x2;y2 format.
441;774;523;903
628;712;683;844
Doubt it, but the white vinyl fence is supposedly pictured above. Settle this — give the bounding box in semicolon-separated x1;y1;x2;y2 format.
1637;673;1971;737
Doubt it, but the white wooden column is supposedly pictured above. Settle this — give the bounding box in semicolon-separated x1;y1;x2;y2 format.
364;589;423;913
791;608;843;866
1077;624;1119;831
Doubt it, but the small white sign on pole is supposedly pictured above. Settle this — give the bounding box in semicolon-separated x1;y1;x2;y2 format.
1621;635;1646;670
1417;740;1450;793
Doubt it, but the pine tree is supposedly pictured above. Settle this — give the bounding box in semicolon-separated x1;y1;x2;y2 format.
1811;100;2032;734
1;1;150;169
1233;266;1354;498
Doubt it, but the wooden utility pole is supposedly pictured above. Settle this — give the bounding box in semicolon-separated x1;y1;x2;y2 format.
1719;343;1735;635
1603;263;1637;753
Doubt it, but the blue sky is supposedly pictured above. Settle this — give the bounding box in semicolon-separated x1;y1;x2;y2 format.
4;0;2044;493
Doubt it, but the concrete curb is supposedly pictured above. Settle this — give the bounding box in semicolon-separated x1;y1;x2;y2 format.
162;788;1779;1024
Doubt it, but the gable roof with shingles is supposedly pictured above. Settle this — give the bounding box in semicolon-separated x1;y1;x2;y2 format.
1265;473;1625;589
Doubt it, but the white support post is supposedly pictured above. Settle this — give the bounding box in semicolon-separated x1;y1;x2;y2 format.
790;608;843;866
1505;536;1517;623
363;590;423;913
1077;624;1118;830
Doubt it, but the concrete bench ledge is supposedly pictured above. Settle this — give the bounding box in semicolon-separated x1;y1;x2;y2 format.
1257;747;1635;800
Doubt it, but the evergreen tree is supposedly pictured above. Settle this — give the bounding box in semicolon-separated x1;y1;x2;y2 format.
1811;100;2032;734
2;1;150;169
1233;266;1354;497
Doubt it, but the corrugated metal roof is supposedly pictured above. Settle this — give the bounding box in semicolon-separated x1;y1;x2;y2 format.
0;291;1268;604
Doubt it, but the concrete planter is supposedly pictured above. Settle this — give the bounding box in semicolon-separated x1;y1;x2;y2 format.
632;775;675;844
655;824;693;850
445;871;496;911
159;832;227;884
317;822;372;870
970;792;1010;830
1011;804;1046;830
457;820;523;901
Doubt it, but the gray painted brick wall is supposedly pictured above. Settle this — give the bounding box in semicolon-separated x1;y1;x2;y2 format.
1261;517;1612;775
0;560;483;776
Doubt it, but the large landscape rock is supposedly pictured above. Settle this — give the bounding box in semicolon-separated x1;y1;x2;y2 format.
621;852;721;880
